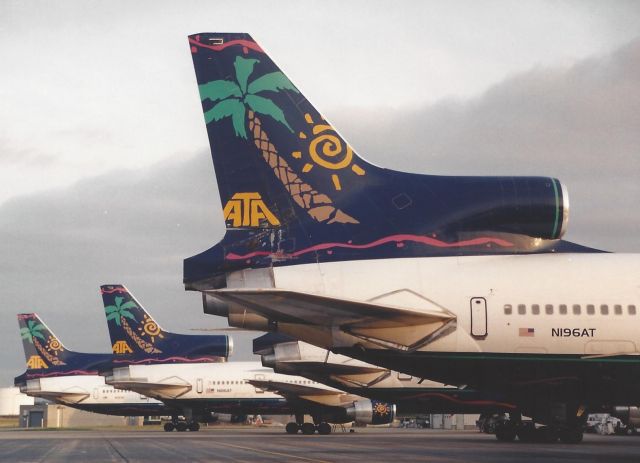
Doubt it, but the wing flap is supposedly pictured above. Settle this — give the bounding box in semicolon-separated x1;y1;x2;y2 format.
209;289;456;351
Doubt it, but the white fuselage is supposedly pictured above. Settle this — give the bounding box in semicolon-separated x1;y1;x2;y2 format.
261;253;640;355
107;361;336;402
23;374;162;407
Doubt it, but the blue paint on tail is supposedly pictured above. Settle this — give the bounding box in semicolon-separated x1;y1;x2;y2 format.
16;313;111;384
184;33;600;289
100;285;231;364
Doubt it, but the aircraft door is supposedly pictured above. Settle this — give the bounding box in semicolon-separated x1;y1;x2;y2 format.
92;388;99;399
196;378;203;394
470;297;487;337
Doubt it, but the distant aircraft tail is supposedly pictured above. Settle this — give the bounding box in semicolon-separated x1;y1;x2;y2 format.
100;285;169;357
18;313;70;370
100;284;231;361
185;33;583;289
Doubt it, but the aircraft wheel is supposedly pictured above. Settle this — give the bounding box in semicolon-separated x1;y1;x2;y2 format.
537;426;559;443
188;422;200;432
495;422;517;442
559;427;583;444
317;422;331;435
163;422;175;432
285;422;300;434
517;424;537;443
301;422;316;435
176;422;188;432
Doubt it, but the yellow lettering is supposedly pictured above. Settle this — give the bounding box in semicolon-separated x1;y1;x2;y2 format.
26;355;48;369
112;341;133;355
222;193;280;228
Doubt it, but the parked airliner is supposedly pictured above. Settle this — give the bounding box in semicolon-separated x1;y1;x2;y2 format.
184;32;640;444
100;285;394;433
15;314;171;417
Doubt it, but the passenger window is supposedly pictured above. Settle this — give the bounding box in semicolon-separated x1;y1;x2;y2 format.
518;304;526;315
615;304;623;315
559;304;567;315
545;304;553;315
586;304;595;315
629;305;637;315
532;304;540;315
600;305;609;315
572;304;581;315
504;304;512;315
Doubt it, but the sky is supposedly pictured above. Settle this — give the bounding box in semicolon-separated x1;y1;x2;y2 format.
1;0;639;384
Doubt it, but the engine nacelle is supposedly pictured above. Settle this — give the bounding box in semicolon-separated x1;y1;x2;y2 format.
347;399;395;425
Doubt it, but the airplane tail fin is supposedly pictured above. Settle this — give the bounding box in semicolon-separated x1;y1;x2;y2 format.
100;284;232;361
100;285;167;357
17;313;69;370
185;33;575;289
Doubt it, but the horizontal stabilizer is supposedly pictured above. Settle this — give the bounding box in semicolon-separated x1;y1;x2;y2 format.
280;361;390;387
107;379;192;399
248;379;351;407
31;391;90;404
208;289;456;351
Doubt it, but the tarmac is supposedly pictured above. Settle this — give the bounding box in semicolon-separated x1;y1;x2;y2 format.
1;427;639;463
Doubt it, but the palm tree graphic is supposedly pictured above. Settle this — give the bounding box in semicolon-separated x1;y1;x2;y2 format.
105;297;161;354
20;319;65;366
199;55;358;225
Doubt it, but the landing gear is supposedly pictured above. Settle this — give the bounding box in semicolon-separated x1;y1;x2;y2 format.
317;422;332;435
493;414;582;444
164;418;200;432
494;422;517;442
559;427;583;444
301;422;316;435
163;422;175;432
285;422;300;434
176;422;188;432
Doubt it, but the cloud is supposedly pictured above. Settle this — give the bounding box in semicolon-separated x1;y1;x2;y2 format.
0;152;260;383
331;38;640;251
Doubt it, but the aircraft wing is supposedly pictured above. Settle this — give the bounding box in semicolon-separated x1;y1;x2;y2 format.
208;289;456;351
33;391;90;404
108;380;192;399
277;361;391;387
248;379;355;407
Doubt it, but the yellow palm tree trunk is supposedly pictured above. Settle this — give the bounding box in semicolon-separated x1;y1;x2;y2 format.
121;317;161;354
248;111;358;225
33;338;65;366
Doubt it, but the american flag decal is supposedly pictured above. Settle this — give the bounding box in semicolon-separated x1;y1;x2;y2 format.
519;328;535;337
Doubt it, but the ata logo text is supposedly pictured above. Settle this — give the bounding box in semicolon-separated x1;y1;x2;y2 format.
223;192;280;228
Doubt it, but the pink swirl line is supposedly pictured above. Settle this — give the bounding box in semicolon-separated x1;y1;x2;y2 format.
189;37;263;53
27;370;96;378
226;234;514;260
100;287;126;294
113;356;223;365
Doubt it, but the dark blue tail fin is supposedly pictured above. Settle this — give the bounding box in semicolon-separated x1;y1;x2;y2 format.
101;285;231;362
185;33;586;289
18;313;69;370
18;313;112;377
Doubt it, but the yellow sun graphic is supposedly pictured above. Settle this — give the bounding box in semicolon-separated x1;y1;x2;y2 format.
46;336;64;355
137;314;164;343
292;113;365;191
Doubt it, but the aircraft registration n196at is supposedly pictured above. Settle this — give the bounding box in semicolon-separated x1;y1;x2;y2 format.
183;32;640;444
15;313;172;417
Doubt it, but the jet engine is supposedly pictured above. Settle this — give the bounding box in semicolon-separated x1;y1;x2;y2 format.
347;399;396;425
